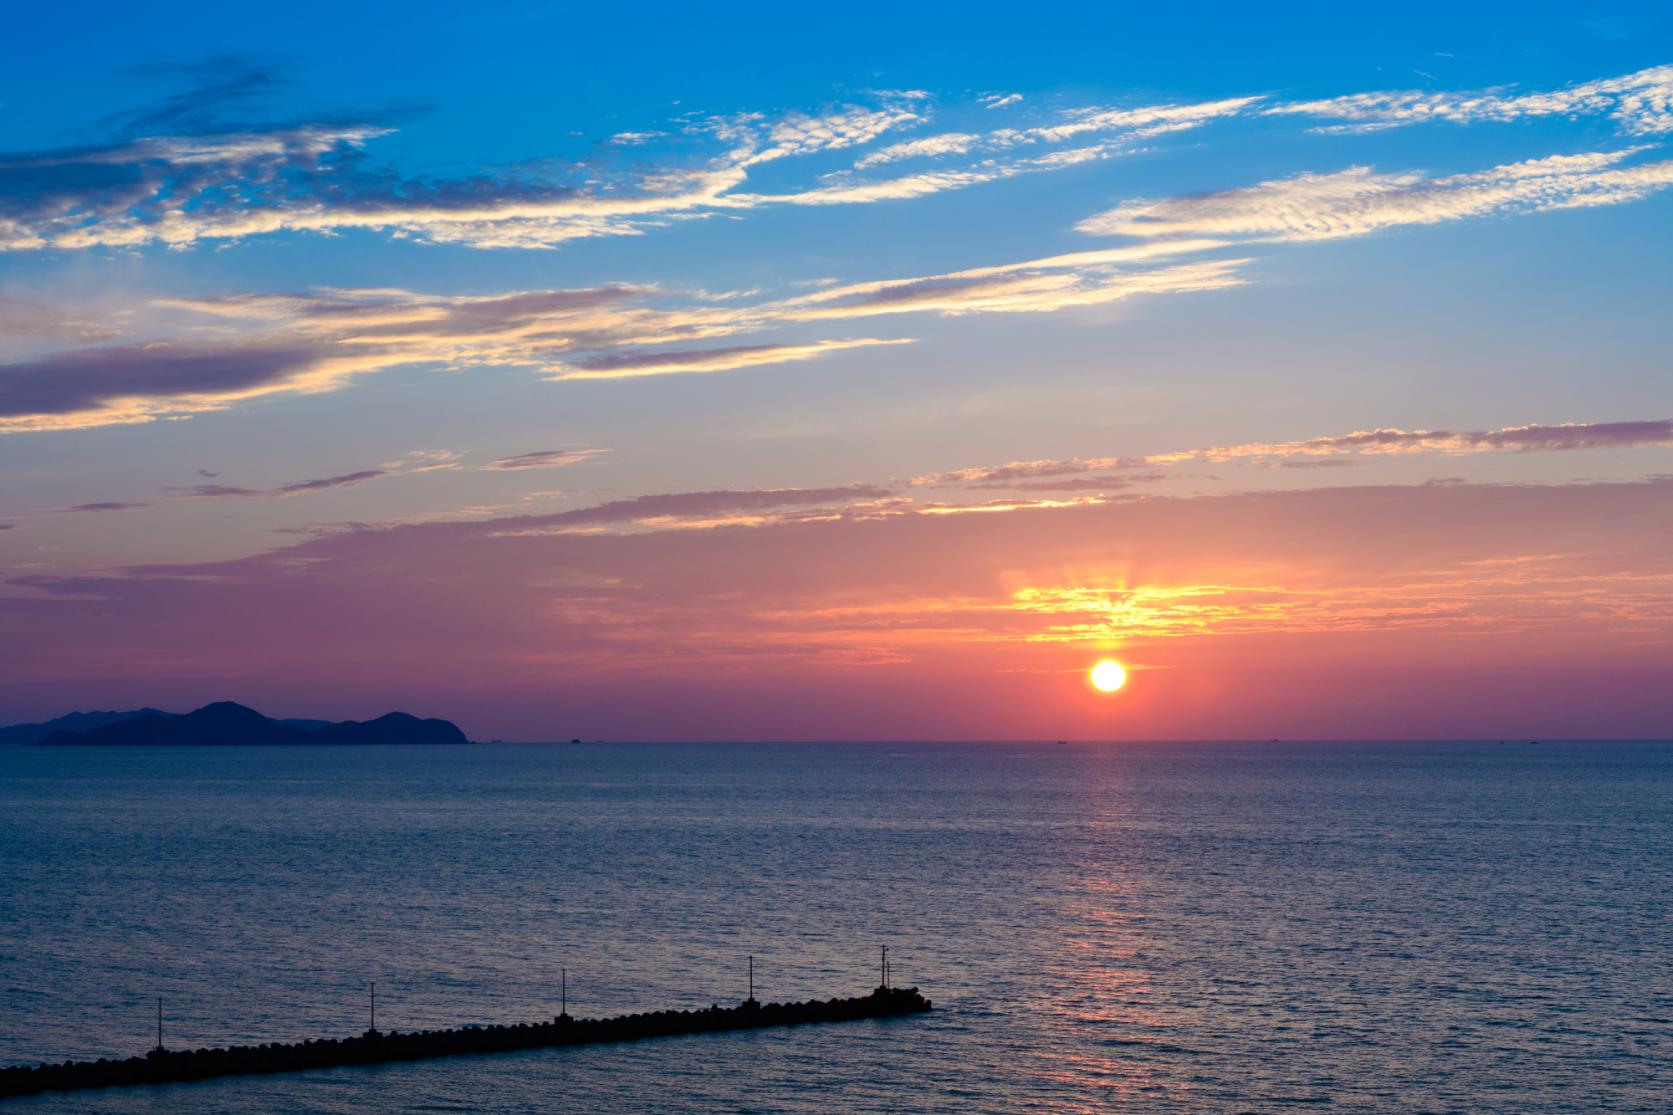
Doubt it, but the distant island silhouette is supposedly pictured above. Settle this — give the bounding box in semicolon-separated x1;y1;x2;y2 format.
0;708;171;746
19;701;470;746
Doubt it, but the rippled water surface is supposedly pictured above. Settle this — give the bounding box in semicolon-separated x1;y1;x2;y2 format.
2;741;1670;1112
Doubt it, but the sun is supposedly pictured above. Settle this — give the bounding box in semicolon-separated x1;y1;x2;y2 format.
1089;658;1128;693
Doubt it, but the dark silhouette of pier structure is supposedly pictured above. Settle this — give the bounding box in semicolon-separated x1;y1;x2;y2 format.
0;958;930;1100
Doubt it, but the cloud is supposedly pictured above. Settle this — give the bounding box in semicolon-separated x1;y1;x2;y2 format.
165;470;392;498
0;124;393;252
913;457;1139;487
1147;419;1673;463
774;255;1249;318
832;94;1260;192
169;484;263;498
0;92;931;253
13;457;469;526
0;338;386;432
0;298;117;342
966;475;1155;492
1077;149;1673;241
1021;96;1264;144
0;81;1264;254
273;470;387;495
165;463;458;501
854;133;981;168
914;419;1673;487
474;485;894;535
553;338;915;380
483;448;612;471
9;67;1665;256
1267;64;1673;136
64;501;151;513
6;235;1249;432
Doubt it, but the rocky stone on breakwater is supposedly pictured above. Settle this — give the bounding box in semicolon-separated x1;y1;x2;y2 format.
0;986;931;1099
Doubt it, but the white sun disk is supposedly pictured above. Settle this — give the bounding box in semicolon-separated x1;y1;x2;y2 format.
1090;659;1127;693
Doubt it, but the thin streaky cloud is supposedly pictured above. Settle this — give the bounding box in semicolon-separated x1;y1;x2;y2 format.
913;419;1673;487
773;258;1250;319
465;485;896;536
272;470;387;496
0;84;1263;253
1148;419;1673;463
1267;64;1673;135
0;297;118;342
169;484;262;498
62;501;151;513
483;448;612;471
31;116;1673;433
553;338;916;381
1078;149;1673;241
1;240;1251;432
854;133;982;168
4;68;1668;255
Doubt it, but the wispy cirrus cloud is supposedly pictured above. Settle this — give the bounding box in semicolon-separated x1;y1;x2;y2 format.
0;297;118;342
63;501;152;513
3;237;1247;429
0;75;926;253
6;64;1671;256
836;95;1261;187
474;485;895;536
169;469;388;499
552;338;914;380
1146;419;1673;463
769;246;1245;319
483;448;611;471
914;419;1673;488
0;66;1266;255
853;133;987;169
1267;64;1673;135
1077;148;1673;241
6;453;478;527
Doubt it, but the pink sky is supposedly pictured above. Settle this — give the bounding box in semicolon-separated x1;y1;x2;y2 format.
6;477;1669;739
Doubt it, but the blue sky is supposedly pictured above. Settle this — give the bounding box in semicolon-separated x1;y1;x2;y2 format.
1;2;1670;736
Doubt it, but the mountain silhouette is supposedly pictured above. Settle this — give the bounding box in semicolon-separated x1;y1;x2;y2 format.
308;711;468;745
0;708;170;746
40;702;469;746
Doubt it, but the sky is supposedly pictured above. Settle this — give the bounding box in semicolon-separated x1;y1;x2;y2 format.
2;1;1671;739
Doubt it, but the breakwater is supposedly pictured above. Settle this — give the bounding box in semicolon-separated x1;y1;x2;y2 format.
0;986;931;1100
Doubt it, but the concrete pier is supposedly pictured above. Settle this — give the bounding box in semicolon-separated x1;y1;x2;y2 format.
0;986;931;1099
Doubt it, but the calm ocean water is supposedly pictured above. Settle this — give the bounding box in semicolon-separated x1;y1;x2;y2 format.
1;741;1669;1112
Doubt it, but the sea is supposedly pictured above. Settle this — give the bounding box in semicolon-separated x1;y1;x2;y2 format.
1;741;1669;1113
